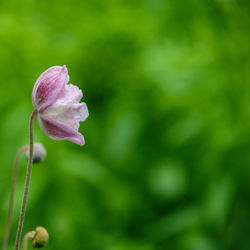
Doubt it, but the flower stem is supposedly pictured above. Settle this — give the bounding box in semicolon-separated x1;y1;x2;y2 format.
14;110;37;250
21;231;35;250
1;145;29;250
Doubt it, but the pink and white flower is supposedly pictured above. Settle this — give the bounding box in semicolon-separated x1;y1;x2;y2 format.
32;66;89;146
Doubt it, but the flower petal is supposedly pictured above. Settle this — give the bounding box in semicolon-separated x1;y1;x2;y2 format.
56;84;83;105
38;114;85;146
42;102;89;130
32;66;69;112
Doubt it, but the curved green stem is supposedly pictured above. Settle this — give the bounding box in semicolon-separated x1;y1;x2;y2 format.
21;231;35;250
1;145;29;250
14;110;37;250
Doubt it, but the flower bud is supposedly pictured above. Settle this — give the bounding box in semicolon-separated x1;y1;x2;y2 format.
32;226;49;248
25;143;46;164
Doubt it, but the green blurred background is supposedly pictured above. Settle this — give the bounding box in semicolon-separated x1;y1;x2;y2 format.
0;0;250;249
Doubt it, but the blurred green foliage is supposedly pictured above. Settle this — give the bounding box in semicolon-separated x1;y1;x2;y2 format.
0;0;250;249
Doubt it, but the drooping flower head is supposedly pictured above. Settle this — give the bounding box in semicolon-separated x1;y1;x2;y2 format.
32;66;88;145
32;226;49;248
25;143;47;163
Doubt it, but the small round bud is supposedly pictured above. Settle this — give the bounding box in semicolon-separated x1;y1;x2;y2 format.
25;143;46;164
32;226;49;248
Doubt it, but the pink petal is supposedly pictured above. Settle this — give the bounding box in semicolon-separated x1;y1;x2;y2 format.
32;66;69;112
38;114;85;146
42;102;89;130
57;84;83;105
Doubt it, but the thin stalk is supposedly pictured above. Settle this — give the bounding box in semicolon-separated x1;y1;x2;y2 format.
21;231;35;250
1;145;29;250
14;110;37;250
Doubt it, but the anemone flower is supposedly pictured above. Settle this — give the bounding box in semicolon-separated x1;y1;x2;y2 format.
14;65;89;250
32;65;89;145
